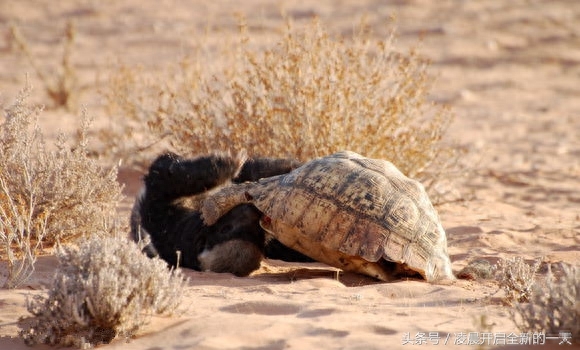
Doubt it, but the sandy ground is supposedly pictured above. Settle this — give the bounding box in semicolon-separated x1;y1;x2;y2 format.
1;1;579;349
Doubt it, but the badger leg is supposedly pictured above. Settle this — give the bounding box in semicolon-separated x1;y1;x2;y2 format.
131;152;244;259
144;152;245;201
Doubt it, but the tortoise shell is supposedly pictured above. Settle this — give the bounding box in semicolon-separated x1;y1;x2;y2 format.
202;151;454;282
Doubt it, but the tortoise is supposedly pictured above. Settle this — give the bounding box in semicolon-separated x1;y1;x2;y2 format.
201;151;455;282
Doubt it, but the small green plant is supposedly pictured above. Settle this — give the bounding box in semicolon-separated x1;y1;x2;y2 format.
511;263;579;343
18;234;188;348
494;256;541;304
1;85;122;288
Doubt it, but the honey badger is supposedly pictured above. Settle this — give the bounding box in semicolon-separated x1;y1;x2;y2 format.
130;152;312;277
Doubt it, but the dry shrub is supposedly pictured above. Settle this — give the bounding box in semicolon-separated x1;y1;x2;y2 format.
494;256;541;304
0;85;122;288
10;21;78;111
104;19;459;193
18;235;188;348
511;264;579;342
100;64;172;170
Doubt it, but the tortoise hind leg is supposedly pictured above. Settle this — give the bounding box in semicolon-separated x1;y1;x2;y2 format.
201;182;257;225
234;157;315;263
202;157;302;224
234;157;303;182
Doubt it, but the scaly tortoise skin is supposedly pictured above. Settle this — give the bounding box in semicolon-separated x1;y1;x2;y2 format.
202;151;455;282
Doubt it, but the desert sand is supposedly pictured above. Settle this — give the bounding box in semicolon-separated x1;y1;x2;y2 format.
0;1;579;349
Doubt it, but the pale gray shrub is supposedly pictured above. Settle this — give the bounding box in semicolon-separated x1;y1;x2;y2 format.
18;235;188;348
511;264;579;342
494;256;541;303
1;85;122;288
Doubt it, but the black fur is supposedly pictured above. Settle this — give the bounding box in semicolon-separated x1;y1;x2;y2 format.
131;152;313;277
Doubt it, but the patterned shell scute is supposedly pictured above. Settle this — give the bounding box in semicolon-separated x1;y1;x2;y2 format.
253;151;439;264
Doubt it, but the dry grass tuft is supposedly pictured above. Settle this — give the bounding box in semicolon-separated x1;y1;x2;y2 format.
18;234;188;348
104;19;460;193
9;21;78;111
511;263;579;342
100;63;172;170
494;256;541;304
0;85;123;288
